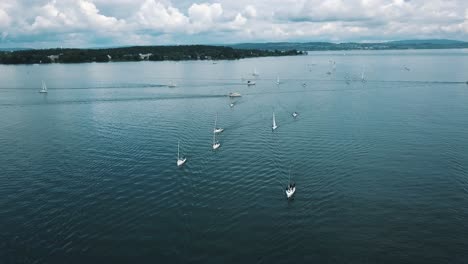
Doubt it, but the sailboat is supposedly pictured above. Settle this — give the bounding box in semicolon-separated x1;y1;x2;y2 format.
272;111;278;130
229;92;242;97
361;67;366;82
285;171;296;199
252;68;259;77
276;76;280;85
177;141;187;167
292;111;299;118
212;130;220;150
214;113;224;133
39;80;48;93
168;81;177;88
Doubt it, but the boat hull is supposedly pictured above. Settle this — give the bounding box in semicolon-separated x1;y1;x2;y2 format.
177;158;186;167
286;187;296;198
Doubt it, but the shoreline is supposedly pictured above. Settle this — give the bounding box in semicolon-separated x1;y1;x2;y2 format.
0;45;304;65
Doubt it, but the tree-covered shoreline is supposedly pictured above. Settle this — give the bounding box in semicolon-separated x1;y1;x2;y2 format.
0;45;304;65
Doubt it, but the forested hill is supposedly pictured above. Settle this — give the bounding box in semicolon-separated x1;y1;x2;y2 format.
0;45;304;64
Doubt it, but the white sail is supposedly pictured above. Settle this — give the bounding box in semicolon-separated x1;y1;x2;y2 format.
39;80;48;93
177;140;186;166
276;76;280;85
168;81;177;88
252;68;259;76
212;131;220;150
212;120;221;150
272;112;278;130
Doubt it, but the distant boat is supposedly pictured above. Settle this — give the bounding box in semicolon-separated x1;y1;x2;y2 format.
177;141;187;167
276;76;280;85
230;102;235;108
212;128;220;150
252;68;259;77
247;80;256;86
272;111;278;130
292;112;299;118
302;82;307;87
213;113;224;133
285;171;296;199
361;68;366;82
39;80;48;93
229;92;242;97
168;81;177;88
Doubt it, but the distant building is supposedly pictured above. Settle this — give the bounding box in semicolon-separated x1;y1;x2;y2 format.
138;53;152;60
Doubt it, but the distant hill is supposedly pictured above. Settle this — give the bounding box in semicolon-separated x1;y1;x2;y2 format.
0;48;33;52
386;39;467;45
228;39;468;51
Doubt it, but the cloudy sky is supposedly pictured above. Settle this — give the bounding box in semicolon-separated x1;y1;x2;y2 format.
0;0;467;48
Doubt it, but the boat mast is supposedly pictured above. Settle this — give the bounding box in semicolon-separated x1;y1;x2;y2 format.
215;113;218;129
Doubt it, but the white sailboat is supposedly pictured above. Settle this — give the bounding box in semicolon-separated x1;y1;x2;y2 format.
177;141;187;167
272;111;278;130
292;111;299;118
168;81;177;88
229;92;242;97
252;68;259;77
39;80;48;93
214;113;224;133
212;130;220;150
285;171;296;199
276;76;280;85
361;67;366;82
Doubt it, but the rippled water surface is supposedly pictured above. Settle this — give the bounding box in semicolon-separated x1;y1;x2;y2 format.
1;49;468;263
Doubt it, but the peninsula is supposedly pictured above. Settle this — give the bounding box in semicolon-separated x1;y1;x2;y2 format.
0;45;304;65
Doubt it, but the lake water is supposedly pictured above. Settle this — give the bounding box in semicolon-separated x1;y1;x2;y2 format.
1;49;468;263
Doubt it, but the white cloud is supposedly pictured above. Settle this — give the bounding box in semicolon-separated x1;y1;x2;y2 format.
0;8;11;29
79;0;125;30
0;0;467;47
28;0;125;33
243;5;257;18
188;3;223;33
135;0;188;31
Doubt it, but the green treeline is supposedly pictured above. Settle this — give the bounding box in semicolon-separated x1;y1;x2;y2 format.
0;45;304;64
